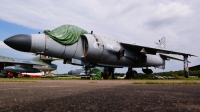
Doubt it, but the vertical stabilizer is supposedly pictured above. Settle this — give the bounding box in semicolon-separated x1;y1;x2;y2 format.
155;37;166;49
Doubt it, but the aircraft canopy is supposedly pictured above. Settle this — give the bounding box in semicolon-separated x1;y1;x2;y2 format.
44;24;88;45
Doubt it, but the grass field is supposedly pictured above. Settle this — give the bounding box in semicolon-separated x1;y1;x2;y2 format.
1;77;200;84
131;81;200;84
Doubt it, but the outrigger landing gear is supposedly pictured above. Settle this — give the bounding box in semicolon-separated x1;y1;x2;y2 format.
183;55;189;78
125;67;138;79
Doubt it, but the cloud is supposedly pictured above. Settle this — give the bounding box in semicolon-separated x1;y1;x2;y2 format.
146;2;192;28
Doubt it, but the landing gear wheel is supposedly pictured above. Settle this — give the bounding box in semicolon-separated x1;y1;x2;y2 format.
132;71;138;79
102;67;114;79
125;70;138;79
91;69;102;80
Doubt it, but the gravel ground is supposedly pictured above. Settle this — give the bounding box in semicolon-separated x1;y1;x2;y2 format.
0;80;200;112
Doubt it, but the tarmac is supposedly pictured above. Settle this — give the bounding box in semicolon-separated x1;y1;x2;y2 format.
0;80;200;112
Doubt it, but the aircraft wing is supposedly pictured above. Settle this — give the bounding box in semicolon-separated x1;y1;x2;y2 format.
120;42;197;57
0;55;44;66
0;60;43;66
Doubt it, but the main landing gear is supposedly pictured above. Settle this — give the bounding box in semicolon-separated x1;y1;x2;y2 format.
125;67;138;79
102;67;115;79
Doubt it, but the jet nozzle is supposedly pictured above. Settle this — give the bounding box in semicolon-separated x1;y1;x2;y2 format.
4;34;32;52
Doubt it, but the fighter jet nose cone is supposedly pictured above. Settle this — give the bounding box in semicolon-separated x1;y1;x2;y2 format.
4;34;32;52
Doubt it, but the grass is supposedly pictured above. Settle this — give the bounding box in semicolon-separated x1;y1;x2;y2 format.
0;79;37;83
40;77;81;80
0;77;81;82
132;81;200;85
1;77;81;80
1;77;200;85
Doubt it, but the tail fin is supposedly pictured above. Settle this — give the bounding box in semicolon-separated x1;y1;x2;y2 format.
155;37;166;49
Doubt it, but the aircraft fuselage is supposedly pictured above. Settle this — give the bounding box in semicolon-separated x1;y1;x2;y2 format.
28;34;165;68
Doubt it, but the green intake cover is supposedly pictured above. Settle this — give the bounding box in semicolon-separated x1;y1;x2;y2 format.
91;69;102;80
44;24;88;45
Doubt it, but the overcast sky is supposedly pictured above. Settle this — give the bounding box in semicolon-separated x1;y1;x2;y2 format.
0;0;199;74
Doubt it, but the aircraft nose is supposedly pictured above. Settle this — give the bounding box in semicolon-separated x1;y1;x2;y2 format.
4;34;32;52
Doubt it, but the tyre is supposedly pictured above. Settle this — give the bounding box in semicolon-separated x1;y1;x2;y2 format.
132;71;138;79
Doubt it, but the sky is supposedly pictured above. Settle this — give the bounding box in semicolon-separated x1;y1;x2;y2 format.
0;0;200;74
